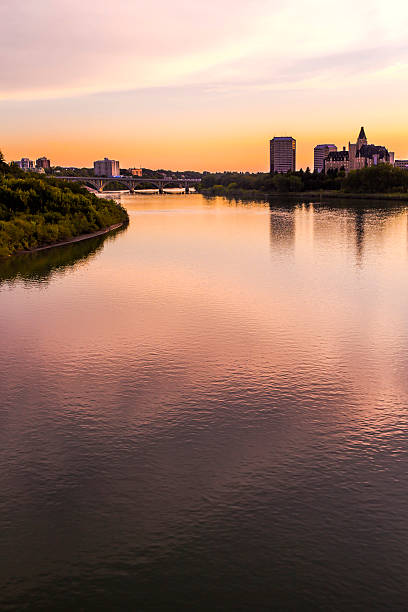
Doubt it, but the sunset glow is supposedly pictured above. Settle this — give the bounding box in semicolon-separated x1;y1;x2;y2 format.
2;0;408;169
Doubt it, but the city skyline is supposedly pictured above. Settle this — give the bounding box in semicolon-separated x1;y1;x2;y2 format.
2;0;408;170
9;122;406;175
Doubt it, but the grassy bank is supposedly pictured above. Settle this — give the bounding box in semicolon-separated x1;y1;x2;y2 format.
0;174;129;258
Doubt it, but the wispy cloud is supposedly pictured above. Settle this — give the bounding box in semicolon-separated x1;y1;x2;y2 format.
1;0;408;169
1;0;408;101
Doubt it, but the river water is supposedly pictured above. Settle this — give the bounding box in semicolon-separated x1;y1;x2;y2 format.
1;194;408;610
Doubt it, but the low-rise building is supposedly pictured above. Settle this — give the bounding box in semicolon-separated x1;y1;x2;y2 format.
94;157;120;177
395;160;408;170
130;168;143;177
324;148;349;173
324;128;394;174
348;128;394;169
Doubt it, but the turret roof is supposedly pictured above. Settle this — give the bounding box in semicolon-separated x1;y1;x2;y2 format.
358;126;367;140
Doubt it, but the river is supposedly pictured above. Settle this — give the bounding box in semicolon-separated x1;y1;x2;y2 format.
1;193;408;610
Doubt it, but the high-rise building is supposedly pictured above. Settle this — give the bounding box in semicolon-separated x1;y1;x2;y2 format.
12;158;34;170
270;137;296;173
36;156;51;170
94;157;120;177
314;144;337;173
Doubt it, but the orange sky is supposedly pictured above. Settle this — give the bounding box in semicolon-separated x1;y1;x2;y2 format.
1;0;408;171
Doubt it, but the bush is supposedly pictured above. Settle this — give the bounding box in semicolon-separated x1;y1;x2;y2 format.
342;164;408;193
0;173;128;257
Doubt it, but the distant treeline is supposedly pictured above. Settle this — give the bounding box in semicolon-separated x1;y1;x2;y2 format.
50;166;203;180
198;165;408;196
198;169;341;194
0;152;128;257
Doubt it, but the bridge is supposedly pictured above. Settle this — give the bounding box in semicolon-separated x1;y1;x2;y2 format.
54;176;201;194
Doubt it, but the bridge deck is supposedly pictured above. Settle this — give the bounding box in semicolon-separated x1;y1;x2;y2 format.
53;175;201;193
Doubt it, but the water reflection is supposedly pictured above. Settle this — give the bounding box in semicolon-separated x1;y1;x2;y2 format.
267;199;408;265
268;205;296;252
0;225;127;287
2;194;408;611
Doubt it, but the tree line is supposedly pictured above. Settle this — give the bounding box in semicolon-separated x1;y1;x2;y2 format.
198;165;408;195
0;151;128;258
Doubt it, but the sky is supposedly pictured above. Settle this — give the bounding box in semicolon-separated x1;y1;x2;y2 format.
1;0;408;171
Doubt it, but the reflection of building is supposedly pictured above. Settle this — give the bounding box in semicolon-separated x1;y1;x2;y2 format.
130;168;143;176
395;160;408;170
314;144;337;173
94;157;120;177
269;207;296;252
270;137;296;173
36;156;51;170
325;127;394;173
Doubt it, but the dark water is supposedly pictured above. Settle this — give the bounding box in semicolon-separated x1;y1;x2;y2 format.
1;194;408;611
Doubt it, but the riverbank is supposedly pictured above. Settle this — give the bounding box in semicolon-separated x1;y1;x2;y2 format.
0;173;129;258
268;190;408;202
18;222;124;254
200;187;408;203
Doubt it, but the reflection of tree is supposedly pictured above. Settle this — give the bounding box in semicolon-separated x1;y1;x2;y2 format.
0;226;126;287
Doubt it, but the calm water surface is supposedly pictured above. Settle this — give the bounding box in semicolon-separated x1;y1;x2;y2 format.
1;194;408;610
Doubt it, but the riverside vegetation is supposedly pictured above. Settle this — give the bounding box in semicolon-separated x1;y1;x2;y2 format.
0;152;128;258
198;165;408;198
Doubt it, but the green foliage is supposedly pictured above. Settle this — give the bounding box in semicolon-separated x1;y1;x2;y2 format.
199;164;408;197
0;168;128;258
272;174;303;192
342;164;408;193
198;169;343;194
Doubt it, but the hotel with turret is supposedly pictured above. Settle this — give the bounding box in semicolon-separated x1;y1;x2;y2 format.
316;127;395;174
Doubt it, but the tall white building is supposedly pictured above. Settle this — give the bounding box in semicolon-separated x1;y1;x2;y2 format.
314;144;337;173
94;157;120;177
270;137;296;173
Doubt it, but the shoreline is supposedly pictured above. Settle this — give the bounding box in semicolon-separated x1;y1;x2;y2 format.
266;191;408;202
200;188;408;203
17;222;125;255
